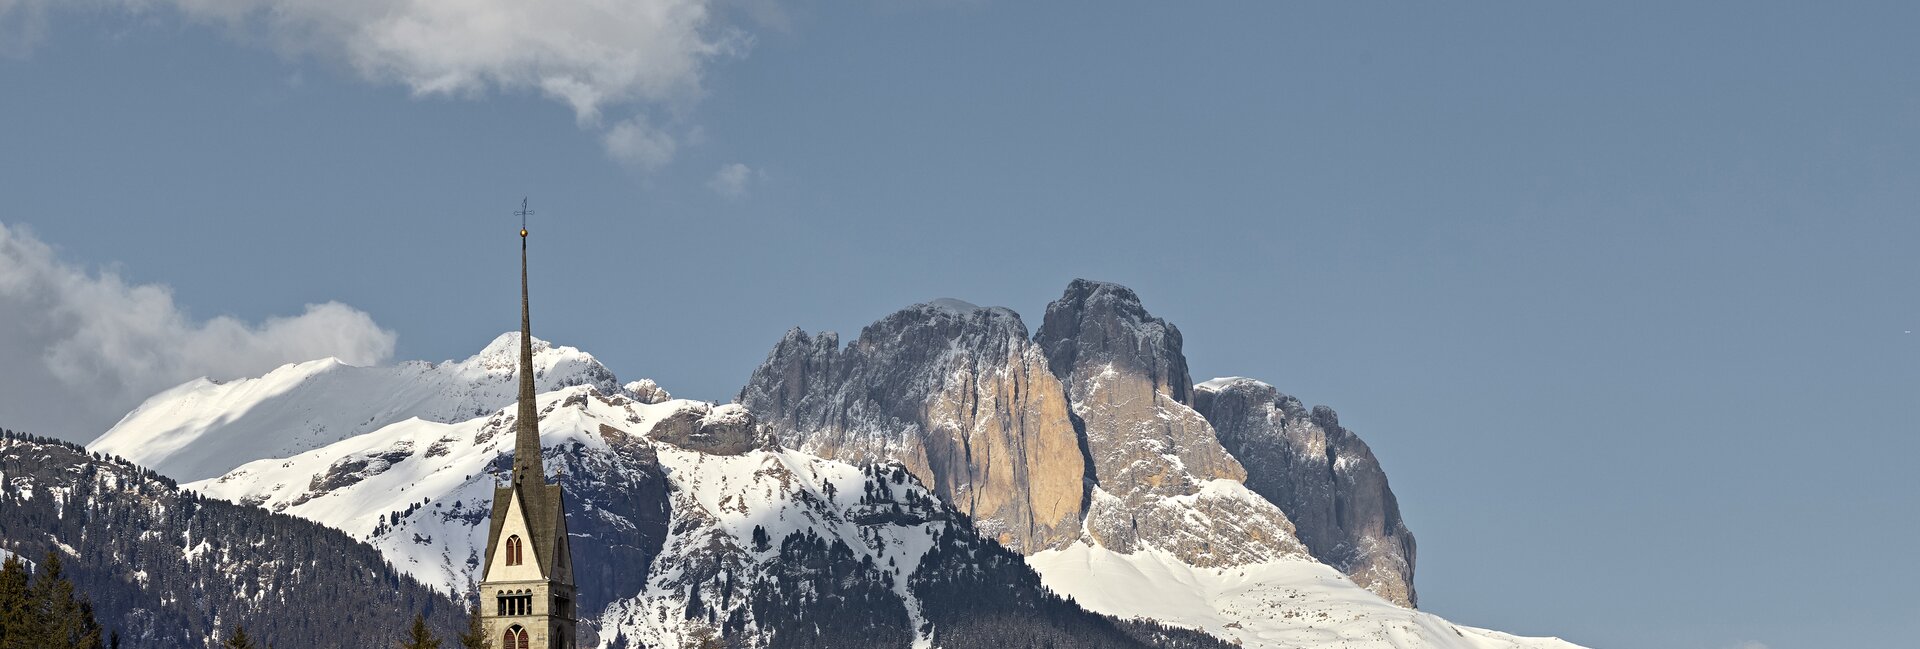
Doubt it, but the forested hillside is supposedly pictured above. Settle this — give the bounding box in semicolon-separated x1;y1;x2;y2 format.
0;429;462;648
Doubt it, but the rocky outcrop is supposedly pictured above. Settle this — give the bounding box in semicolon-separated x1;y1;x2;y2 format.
1035;279;1304;566
625;379;672;404
737;300;1086;552
644;402;766;455
1193;377;1418;607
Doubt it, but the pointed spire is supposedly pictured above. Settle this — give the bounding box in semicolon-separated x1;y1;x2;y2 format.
514;200;543;484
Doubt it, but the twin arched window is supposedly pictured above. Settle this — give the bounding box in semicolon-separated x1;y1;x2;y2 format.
503;625;529;649
505;535;524;566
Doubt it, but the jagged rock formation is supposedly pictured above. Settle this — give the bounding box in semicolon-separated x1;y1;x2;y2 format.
1194;377;1419;607
1033;279;1304;566
624;379;672;404
737;300;1085;552
741;282;1307;568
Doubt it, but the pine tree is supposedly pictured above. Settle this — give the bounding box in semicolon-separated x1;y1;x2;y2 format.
33;552;104;649
0;555;36;649
398;613;441;649
223;624;257;649
751;525;770;553
455;603;489;649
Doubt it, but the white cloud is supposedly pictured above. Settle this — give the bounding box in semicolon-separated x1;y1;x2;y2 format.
604;115;679;171
0;222;396;440
0;0;750;166
707;162;755;198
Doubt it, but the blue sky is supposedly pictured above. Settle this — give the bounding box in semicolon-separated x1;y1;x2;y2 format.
2;2;1916;647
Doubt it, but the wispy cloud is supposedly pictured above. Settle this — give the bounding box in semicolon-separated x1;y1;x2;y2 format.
604;115;680;171
0;222;396;439
707;162;757;198
0;0;751;168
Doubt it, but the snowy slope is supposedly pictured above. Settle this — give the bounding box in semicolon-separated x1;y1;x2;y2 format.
1029;544;1584;649
190;380;957;648
91;333;617;481
597;446;948;649
189;384;668;595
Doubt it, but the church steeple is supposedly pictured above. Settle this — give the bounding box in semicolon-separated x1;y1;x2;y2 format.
482;198;578;649
514;199;543;484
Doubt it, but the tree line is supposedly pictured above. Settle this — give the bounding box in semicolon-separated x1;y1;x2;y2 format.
214;605;493;649
0;548;501;649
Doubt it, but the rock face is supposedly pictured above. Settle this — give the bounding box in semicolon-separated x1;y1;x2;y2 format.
1034;280;1303;566
644;401;766;456
742;282;1309;567
736;299;1086;552
1193;377;1419;607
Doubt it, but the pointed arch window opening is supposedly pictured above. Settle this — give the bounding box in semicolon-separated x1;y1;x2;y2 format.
506;535;523;566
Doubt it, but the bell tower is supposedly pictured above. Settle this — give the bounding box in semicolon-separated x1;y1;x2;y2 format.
479;199;578;649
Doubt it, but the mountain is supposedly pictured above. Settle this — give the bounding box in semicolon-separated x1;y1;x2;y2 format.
90;332;618;482
736;299;1085;553
188;384;677;637
77;287;1584;648
180;375;1216;648
737;279;1556;648
1195;376;1420;607
0;429;463;647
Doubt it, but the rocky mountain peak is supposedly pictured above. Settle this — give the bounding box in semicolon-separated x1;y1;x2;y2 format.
738;301;1085;553
1193;377;1419;607
743;282;1319;567
1031;280;1306;566
1036;278;1193;404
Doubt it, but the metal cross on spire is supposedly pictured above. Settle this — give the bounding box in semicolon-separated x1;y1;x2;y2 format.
517;197;534;238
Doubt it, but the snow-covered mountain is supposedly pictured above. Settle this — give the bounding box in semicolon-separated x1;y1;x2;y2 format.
90;333;617;482
181;382;1226;648
80;286;1588;648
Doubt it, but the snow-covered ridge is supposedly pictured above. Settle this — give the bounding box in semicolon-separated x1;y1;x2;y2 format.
1195;376;1261;392
89;333;619;482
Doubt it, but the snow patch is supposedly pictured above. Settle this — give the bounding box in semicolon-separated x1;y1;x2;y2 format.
1196;376;1267;392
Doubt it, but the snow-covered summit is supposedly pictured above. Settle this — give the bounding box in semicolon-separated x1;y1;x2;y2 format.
88;333;619;481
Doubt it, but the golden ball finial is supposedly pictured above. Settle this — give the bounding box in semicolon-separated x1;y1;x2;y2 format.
521;228;528;238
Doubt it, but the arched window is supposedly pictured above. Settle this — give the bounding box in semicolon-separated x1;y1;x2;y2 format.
506;535;523;566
